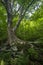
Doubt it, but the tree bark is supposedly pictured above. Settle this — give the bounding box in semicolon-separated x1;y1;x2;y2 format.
6;0;14;45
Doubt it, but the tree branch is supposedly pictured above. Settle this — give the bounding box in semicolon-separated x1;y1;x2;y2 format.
12;6;21;18
13;0;35;32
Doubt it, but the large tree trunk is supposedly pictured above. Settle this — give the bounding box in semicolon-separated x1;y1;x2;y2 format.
6;0;14;45
7;15;13;44
7;13;18;45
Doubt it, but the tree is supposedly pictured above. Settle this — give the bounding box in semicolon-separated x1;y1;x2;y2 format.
0;0;42;45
